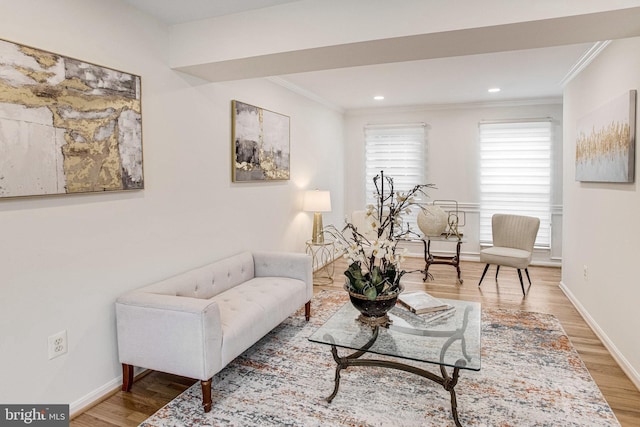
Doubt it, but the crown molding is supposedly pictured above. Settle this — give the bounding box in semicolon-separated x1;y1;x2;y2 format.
345;97;563;116
560;40;611;88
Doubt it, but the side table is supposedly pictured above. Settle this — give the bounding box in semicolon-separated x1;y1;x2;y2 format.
305;240;335;285
421;235;466;284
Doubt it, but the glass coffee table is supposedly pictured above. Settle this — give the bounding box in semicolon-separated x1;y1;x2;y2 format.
308;299;481;427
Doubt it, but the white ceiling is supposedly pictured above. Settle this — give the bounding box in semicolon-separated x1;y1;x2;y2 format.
123;0;595;110
124;0;302;24
279;44;592;110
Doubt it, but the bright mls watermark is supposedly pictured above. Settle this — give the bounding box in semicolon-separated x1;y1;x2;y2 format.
0;405;68;426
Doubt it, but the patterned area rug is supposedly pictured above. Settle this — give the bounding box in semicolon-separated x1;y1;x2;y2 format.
140;291;619;427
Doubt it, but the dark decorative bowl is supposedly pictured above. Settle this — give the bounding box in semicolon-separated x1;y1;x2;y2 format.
344;283;404;326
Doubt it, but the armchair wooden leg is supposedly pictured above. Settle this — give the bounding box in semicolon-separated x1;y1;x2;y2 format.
517;269;526;296
122;364;134;392
201;379;212;412
495;265;500;280
478;264;490;287
305;301;311;321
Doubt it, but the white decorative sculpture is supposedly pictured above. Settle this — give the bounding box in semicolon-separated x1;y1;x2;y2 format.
417;205;448;236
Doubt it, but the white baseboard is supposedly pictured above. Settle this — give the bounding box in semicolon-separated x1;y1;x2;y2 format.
404;251;560;267
559;281;640;392
70;377;121;417
70;367;147;417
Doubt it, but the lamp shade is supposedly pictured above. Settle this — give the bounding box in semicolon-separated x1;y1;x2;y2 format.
303;190;331;212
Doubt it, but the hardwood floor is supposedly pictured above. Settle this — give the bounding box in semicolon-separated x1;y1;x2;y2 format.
71;258;640;426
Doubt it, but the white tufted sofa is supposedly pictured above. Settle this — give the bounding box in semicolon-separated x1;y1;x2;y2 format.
115;251;313;412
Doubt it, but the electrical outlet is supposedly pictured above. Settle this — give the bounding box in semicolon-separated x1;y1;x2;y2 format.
583;265;588;281
48;330;67;360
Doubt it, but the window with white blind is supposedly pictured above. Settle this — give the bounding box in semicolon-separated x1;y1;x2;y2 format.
364;123;427;227
479;120;552;248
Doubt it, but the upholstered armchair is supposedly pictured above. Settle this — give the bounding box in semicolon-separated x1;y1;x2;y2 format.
478;214;540;296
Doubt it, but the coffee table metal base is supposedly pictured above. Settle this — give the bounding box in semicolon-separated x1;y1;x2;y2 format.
325;327;466;427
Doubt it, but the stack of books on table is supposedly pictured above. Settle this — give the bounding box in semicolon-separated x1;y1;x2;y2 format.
396;291;455;323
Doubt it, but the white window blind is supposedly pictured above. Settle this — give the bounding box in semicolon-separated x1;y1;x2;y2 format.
479;120;552;248
364;123;427;227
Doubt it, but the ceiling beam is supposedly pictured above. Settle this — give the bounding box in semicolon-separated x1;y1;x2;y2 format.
173;7;640;82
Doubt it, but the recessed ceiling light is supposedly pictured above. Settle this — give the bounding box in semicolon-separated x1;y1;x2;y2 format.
488;87;501;93
374;95;385;100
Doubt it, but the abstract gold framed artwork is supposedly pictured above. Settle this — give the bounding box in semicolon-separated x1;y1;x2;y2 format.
575;90;636;183
232;100;290;182
0;38;143;198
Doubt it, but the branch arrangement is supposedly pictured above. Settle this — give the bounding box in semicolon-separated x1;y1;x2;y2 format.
326;171;435;300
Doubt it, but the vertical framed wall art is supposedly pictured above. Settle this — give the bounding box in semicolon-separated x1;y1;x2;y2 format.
575;90;636;183
0;38;143;198
232;100;290;182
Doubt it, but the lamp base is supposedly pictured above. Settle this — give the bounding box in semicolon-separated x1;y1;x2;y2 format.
311;212;324;244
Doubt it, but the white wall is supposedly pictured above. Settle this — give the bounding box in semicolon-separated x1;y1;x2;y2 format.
344;102;563;263
563;37;640;388
6;0;638;413
0;0;344;411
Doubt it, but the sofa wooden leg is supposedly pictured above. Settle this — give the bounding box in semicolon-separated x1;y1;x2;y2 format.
305;301;311;321
201;379;212;412
122;364;134;392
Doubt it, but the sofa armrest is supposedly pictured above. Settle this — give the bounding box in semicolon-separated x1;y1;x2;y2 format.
116;292;223;380
253;251;313;294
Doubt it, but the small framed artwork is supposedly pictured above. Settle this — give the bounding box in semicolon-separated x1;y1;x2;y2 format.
575;90;636;183
0;38;143;198
232;100;290;182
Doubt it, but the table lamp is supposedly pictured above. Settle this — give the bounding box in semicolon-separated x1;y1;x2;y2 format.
303;190;332;243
